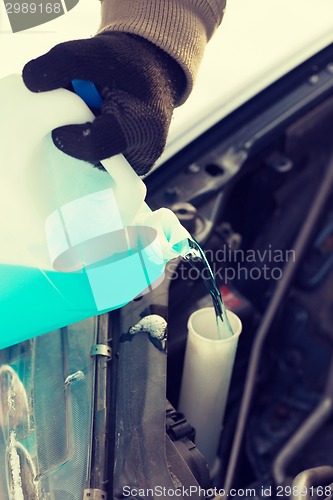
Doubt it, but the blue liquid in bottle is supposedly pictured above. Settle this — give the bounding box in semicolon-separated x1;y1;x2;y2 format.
0;246;166;350
0;264;97;348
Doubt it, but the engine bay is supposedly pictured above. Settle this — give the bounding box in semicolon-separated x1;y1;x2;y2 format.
147;42;333;497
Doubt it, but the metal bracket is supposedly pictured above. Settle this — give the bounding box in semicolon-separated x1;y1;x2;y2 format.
83;489;107;500
90;344;112;359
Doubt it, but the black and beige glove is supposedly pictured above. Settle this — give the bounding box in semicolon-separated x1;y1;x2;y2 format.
22;32;185;175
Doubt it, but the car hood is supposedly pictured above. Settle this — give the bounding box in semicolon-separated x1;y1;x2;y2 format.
160;0;333;167
1;0;333;170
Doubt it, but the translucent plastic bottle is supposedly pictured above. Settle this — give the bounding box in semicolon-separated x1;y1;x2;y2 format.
0;74;191;349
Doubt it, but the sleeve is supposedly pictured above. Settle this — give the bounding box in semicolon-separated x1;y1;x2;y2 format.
98;0;227;104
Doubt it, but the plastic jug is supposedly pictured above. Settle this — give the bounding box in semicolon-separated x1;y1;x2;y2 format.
0;74;191;349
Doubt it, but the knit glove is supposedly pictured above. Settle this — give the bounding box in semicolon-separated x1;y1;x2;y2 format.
22;32;185;175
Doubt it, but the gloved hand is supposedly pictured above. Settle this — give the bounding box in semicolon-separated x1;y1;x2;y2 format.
22;32;185;175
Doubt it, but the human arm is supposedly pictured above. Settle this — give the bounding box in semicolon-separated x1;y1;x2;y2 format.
98;0;226;104
22;0;226;174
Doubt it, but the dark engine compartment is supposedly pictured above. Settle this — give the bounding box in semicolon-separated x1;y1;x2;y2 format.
146;42;333;497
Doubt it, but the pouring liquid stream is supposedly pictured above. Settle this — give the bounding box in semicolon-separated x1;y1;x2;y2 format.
184;239;233;340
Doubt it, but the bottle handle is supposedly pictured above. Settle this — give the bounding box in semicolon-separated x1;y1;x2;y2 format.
71;79;103;110
71;78;147;218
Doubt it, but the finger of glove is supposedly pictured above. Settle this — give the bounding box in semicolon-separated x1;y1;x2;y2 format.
52;114;127;163
22;38;106;92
